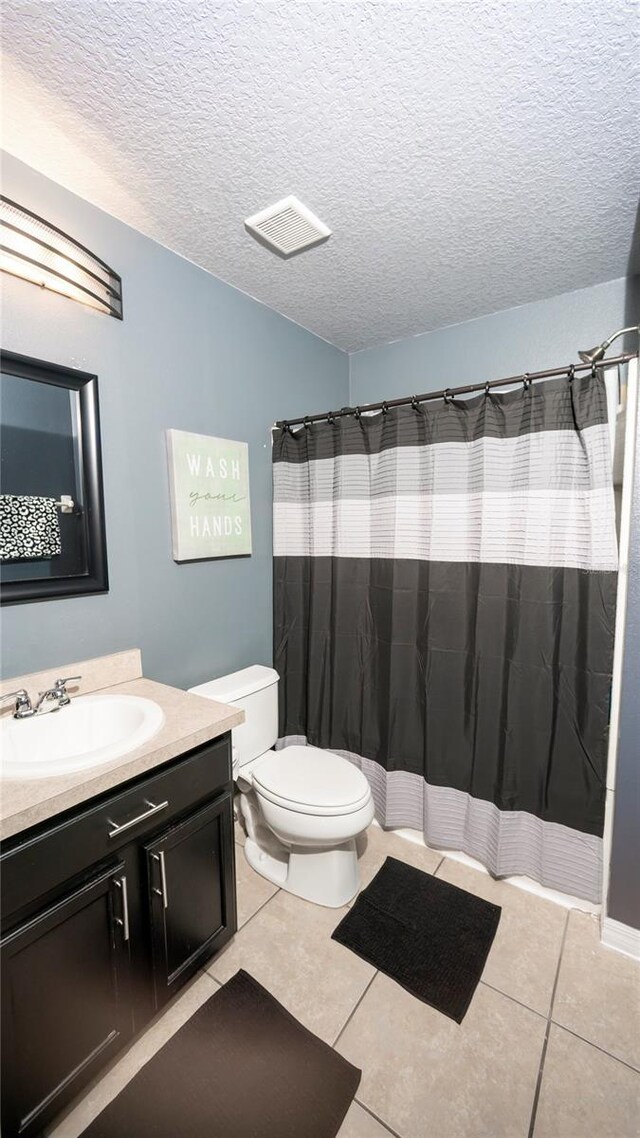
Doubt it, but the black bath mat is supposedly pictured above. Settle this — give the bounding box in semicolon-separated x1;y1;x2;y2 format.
332;856;501;1022
83;969;361;1138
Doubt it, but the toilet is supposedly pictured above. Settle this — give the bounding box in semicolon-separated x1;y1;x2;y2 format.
189;665;374;907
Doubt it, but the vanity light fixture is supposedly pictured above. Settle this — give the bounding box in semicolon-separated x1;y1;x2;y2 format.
0;196;123;319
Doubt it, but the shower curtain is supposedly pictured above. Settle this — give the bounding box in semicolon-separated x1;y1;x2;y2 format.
272;373;618;902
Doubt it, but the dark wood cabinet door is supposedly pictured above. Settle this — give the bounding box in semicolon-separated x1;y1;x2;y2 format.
1;862;133;1138
145;792;236;1007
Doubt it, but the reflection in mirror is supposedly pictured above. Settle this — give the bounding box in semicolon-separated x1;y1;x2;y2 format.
0;352;108;604
1;375;86;578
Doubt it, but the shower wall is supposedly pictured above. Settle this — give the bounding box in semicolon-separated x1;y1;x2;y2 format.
349;276;635;405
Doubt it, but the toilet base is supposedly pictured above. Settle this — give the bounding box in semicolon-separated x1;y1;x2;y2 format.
244;835;359;908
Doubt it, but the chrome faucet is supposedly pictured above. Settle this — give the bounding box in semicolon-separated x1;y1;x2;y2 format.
1;689;36;719
34;676;82;714
1;676;82;719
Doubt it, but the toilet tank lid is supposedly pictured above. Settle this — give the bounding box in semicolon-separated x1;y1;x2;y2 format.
189;665;278;704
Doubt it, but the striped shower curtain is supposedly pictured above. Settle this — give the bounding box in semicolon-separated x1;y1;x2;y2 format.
272;373;618;902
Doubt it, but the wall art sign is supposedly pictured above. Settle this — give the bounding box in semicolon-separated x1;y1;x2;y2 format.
166;429;252;561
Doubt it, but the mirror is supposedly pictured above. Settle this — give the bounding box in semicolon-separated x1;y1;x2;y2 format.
0;351;108;604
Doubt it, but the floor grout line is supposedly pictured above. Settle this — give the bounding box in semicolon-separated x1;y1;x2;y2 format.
200;968;221;989
546;1021;640;1076
479;980;548;1021
332;970;378;1049
224;883;281;943
526;908;570;1138
432;855;446;875
548;909;571;1023
353;1096;405;1138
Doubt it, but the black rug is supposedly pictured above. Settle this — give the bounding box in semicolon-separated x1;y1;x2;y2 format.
83;970;361;1138
332;856;501;1023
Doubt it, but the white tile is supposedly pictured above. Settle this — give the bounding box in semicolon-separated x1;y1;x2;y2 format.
534;1025;640;1137
338;1100;397;1137
437;858;566;1015
553;910;640;1070
208;888;375;1043
337;972;546;1138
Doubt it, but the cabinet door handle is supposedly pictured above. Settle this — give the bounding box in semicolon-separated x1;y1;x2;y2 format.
114;875;130;942
107;799;169;839
152;851;168;910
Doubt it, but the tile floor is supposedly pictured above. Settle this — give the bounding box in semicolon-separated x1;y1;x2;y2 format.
48;822;640;1138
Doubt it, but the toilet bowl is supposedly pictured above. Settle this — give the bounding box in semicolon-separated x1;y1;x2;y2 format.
189;667;374;907
238;745;374;907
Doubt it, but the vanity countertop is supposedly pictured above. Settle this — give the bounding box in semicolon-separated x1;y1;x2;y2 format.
0;652;243;841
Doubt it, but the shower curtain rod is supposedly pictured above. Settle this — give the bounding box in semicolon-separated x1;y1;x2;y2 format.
276;350;637;429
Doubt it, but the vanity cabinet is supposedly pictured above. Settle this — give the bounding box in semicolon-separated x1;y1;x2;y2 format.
146;792;234;1006
0;734;237;1138
1;863;134;1138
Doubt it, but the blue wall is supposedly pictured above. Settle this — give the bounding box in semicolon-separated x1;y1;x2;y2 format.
1;153;349;687
350;276;634;404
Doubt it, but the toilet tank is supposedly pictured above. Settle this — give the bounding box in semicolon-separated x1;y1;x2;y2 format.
189;665;279;768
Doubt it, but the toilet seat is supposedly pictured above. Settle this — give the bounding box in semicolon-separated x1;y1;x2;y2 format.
251;745;372;817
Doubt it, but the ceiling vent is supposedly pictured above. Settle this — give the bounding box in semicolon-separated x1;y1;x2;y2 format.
244;196;331;258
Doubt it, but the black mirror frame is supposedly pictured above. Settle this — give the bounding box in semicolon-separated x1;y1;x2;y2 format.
0;350;109;605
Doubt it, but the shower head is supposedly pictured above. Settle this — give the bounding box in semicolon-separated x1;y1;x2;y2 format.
578;344;607;365
578;326;639;367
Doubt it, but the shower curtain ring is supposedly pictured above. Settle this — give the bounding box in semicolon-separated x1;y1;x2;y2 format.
354;406;362;420
522;373;531;390
484;381;490;396
591;361;597;378
303;416;311;429
327;411;336;425
282;420;290;434
444;389;453;404
381;401;389;415
567;364;575;382
411;395;420;411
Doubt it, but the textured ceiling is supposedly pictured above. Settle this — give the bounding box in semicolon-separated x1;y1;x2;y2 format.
2;0;639;351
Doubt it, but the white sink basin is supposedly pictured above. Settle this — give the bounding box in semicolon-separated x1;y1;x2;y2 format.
1;694;165;780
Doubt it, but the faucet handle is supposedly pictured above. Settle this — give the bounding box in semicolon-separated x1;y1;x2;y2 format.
1;689;34;718
35;676;82;712
54;676;82;688
51;675;82;707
